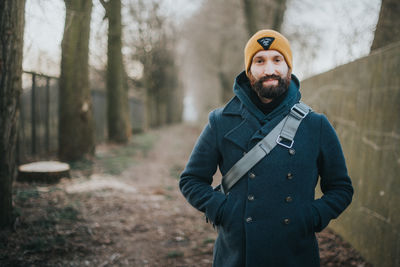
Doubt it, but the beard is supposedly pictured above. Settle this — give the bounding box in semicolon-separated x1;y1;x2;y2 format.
249;73;291;100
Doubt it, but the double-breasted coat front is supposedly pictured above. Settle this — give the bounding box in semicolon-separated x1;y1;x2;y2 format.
179;71;354;267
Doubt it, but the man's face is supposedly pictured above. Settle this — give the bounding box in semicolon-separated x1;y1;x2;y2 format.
249;50;291;102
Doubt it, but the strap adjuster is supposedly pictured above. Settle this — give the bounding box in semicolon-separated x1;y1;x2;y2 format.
276;135;294;149
290;105;307;120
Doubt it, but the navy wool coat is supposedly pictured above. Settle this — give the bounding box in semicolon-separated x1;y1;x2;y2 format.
180;71;354;267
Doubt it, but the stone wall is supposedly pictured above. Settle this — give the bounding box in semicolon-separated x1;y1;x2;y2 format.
301;42;400;267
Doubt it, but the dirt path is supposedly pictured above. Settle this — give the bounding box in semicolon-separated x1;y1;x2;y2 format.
73;124;218;266
1;124;371;266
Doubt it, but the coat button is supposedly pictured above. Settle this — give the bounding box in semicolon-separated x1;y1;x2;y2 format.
249;172;256;179
248;194;255;201
287;173;293;179
246;217;253;223
283;218;290;225
289;149;296;155
285;196;293;203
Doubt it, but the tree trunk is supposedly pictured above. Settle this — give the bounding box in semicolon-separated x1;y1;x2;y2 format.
242;0;258;37
103;0;131;143
0;0;25;229
370;0;400;51
242;0;287;36
166;58;183;124
270;0;286;31
219;71;233;103
59;0;95;161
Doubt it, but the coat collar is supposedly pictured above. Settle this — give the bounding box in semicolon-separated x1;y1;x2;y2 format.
221;71;302;150
222;96;243;116
223;106;260;151
233;71;301;122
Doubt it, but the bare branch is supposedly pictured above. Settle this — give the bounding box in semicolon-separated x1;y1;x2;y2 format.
99;0;108;9
99;0;109;18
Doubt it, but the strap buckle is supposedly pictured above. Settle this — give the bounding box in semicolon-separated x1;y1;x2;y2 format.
213;184;221;192
276;135;294;149
290;105;307;120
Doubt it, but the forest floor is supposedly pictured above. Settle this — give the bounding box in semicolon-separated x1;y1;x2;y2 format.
1;124;372;267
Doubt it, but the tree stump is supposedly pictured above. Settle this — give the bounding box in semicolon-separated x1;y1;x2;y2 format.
18;161;70;183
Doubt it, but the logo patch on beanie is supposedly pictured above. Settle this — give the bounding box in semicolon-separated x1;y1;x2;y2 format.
257;37;275;50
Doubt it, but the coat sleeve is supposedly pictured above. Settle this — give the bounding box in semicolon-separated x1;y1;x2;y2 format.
312;114;354;232
179;110;226;224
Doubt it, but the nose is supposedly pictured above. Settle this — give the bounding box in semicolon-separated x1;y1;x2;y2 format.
263;61;275;75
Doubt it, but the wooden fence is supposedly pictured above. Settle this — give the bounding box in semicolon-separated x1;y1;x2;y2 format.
18;71;144;163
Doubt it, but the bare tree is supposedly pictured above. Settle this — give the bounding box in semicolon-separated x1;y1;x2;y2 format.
242;0;258;36
0;0;25;229
100;0;131;142
126;0;182;128
180;0;247;109
242;0;287;37
370;0;400;51
59;0;95;161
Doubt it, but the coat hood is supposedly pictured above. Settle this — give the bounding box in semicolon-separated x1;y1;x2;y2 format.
232;71;301;122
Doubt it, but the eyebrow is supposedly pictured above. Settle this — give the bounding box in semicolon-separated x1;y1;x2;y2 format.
253;54;284;60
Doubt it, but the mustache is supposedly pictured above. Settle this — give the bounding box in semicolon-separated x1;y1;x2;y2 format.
258;75;282;83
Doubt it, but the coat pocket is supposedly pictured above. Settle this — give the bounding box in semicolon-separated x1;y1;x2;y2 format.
288;203;315;239
302;204;315;235
216;192;235;229
285;204;316;255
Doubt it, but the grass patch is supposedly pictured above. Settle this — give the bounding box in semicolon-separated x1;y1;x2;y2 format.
32;217;57;229
67;132;157;176
96;132;157;175
30;204;80;230
203;237;215;245
166;250;184;258
56;206;79;221
15;188;40;202
5;183;92;264
69;158;94;172
97;156;133;175
132;133;157;157
23;237;50;252
23;235;66;253
46;205;80;222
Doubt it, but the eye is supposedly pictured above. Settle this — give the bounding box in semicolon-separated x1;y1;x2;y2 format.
255;58;263;64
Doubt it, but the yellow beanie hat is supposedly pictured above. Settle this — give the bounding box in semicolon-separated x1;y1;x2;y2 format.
244;29;292;77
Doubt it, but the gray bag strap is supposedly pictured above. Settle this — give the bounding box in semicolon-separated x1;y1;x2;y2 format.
220;102;312;194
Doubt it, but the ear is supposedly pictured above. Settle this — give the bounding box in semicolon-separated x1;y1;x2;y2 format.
287;68;292;78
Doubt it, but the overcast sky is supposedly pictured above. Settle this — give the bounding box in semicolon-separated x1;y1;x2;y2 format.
23;0;202;76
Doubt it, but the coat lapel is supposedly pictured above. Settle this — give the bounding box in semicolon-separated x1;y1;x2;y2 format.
222;98;260;151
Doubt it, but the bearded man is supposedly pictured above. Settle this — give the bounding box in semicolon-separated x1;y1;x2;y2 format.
179;29;353;267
